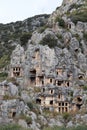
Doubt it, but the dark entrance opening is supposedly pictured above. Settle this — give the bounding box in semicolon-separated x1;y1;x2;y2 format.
58;94;60;99
58;81;63;86
50;79;52;83
62;107;64;112
59;103;61;106
36;99;41;104
65;103;67;106
75;48;78;52
12;111;16;118
67;82;69;87
43;88;45;92
30;69;36;76
78;75;83;80
16;72;20;76
50;100;53;105
62;102;64;106
42;80;44;85
57;72;58;75
30;69;36;85
30;77;36;82
77;97;82;102
59;107;60;112
51;90;53;94
65;107;68;112
76;104;82;110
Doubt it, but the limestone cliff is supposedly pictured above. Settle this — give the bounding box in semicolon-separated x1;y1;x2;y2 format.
0;0;87;129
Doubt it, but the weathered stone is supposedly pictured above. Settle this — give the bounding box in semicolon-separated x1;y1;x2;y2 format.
28;111;37;121
48;118;63;127
70;37;79;52
81;114;87;123
67;121;74;127
63;32;72;44
21;91;31;103
76;22;84;32
8;82;18;96
1;0;87;127
18;119;28;128
10;44;25;66
38;115;47;125
30;121;40;130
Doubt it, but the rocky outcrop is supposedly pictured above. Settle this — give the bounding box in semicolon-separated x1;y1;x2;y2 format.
0;0;87;129
10;44;25;66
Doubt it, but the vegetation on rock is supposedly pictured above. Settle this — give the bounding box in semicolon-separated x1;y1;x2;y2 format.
39;34;57;48
43;125;87;130
20;32;32;46
55;17;65;28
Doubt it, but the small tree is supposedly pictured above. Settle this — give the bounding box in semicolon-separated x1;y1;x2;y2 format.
62;112;71;127
20;32;32;46
39;34;57;48
83;85;87;91
27;102;33;110
26;116;32;124
55;17;65;28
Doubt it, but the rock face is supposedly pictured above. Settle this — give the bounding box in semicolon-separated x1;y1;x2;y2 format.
25;44;57;76
18;119;28;128
62;0;77;5
0;0;87;128
9;0;87;117
10;44;25;66
24;44;57;87
8;82;18;96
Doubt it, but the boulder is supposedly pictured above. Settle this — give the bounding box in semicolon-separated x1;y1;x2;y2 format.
18;119;28;128
8;83;18;96
67;121;74;127
21;91;31;103
38;115;47;125
81;114;87;123
48;118;63;127
30;121;40;130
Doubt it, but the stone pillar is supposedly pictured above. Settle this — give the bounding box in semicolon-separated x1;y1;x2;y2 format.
10;68;14;77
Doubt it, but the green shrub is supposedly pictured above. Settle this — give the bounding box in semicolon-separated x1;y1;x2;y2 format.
55;17;65;28
56;6;60;10
43;126;69;130
3;95;17;100
83;32;87;41
18;113;32;125
73;33;81;42
70;11;87;24
27;102;33;110
34;87;41;93
83;85;87;90
7;77;19;86
0;55;10;68
62;113;71;127
39;34;57;48
0;72;8;81
73;125;87;130
20;32;32;46
3;94;10;100
0;72;8;77
0;124;32;130
70;91;73;97
63;112;71;120
0;124;21;130
69;4;82;11
38;25;48;33
56;34;62;39
43;125;87;130
25;116;32;124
